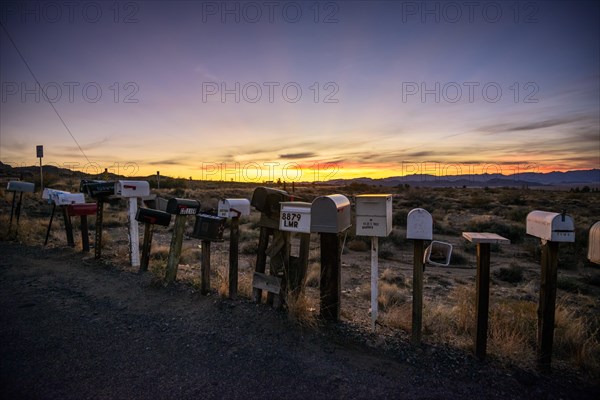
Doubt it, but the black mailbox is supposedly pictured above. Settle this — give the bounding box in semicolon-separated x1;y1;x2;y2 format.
191;214;226;241
251;187;290;217
166;198;200;215
80;180;115;198
136;207;172;227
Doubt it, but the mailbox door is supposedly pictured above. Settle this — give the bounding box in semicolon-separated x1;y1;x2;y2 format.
355;195;392;216
135;207;172;226
218;199;251;218
280;202;311;233
406;208;433;240
56;193;85;205
310;195;351;233
192;214;226;241
355;216;391;237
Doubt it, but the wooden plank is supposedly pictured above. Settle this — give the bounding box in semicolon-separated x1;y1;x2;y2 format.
62;206;75;247
252;272;281;294
165;215;186;284
411;239;425;345
140;223;153;272
320;233;341;322
462;232;510;244
538;241;559;371
253;227;271;302
201;240;211;295
44;203;56;246
475;243;491;360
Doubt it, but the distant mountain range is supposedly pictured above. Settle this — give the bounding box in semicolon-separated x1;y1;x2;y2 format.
328;169;600;188
1;162;598;188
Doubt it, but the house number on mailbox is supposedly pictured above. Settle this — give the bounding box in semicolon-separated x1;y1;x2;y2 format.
281;212;302;228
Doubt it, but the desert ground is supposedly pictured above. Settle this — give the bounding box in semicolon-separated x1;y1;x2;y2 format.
1;180;599;398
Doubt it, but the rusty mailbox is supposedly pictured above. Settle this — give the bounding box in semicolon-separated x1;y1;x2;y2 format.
355;194;393;237
310;194;351;234
115;180;150;198
279;201;312;234
192;214;226;242
218;198;251;218
166;198;201;215
526;211;575;242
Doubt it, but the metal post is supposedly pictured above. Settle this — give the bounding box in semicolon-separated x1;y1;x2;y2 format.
371;236;379;331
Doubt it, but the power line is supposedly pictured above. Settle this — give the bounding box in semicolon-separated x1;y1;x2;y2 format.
0;21;91;164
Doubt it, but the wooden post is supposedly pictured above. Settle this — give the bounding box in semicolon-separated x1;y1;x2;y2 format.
15;192;24;227
128;197;140;267
94;200;104;259
8;191;16;234
165;214;186;284
475;242;491;360
201;240;211;295
320;233;341;321
80;215;90;252
62;206;75;247
140;223;154;272
411;239;425;345
371;236;379;331
253;226;270;302
44;203;56;245
228;216;240;298
538;240;559;370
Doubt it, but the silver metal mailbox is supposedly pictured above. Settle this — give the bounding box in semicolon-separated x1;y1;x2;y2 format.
310;194;351;234
115;180;150;198
588;221;600;264
280;201;311;234
355;194;393;237
6;181;35;192
42;188;69;202
526;211;575;242
218;198;251;218
54;192;85;206
407;208;433;240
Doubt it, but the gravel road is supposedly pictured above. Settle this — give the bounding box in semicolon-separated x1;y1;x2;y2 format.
1;242;598;399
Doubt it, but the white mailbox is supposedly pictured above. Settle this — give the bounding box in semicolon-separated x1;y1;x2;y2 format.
310;194;351;234
115;180;150;198
407;208;433;240
55;192;85;206
526;211;575;242
355;194;393;237
280;201;311;234
6;181;35;192
218;198;251;218
588;221;600;264
42;188;70;202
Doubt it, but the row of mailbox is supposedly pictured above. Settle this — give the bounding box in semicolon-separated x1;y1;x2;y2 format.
11;181;578;243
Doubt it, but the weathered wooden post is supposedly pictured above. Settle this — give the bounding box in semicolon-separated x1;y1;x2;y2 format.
67;203;97;252
218;198;251;298
355;194;393;331
43;188;69;245
250;187;290;303
115;180;151;268
311;194;352;322
80;180;115;259
279;201;312;297
526;211;575;371
6;181;35;236
462;232;510;360
191;213;226;294
42;189;85;247
406;208;433;345
135;207;172;272
164;198;200;284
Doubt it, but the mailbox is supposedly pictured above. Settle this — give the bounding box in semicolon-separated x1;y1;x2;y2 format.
55;192;85;206
81;180;115;198
310;194;351;234
42;188;70;202
191;214;226;241
6;181;35;192
251;187;290;217
136;207;171;227
115;180;150;198
355;194;393;237
424;241;453;267
218;198;251;218
526;211;575;242
279;201;311;234
166;198;200;215
67;203;98;216
407;208;433;240
588;221;600;264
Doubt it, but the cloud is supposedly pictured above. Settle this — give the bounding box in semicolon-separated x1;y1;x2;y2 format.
279;152;317;159
147;159;186;166
479;116;585;134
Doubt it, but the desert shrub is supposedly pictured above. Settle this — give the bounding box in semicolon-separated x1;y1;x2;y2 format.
493;263;524;284
557;276;587;294
241;241;259;255
347;239;369;252
305;263;320;287
379;242;395;259
392;211;407;226
450;250;470;266
377;282;407;311
506;206;529;223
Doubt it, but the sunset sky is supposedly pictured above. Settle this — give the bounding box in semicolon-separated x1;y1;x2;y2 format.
1;1;599;182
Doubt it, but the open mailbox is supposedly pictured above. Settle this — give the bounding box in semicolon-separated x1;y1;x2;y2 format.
355;194;393;237
166;198;200;215
526;211;575;242
115;180;150;198
279;201;311;234
424;241;453;267
192;214;226;241
310;194;351;234
136;207;172;227
407;208;433;240
218;198;251;218
7;181;35;192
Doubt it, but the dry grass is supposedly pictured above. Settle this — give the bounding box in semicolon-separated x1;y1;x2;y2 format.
286;292;318;329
